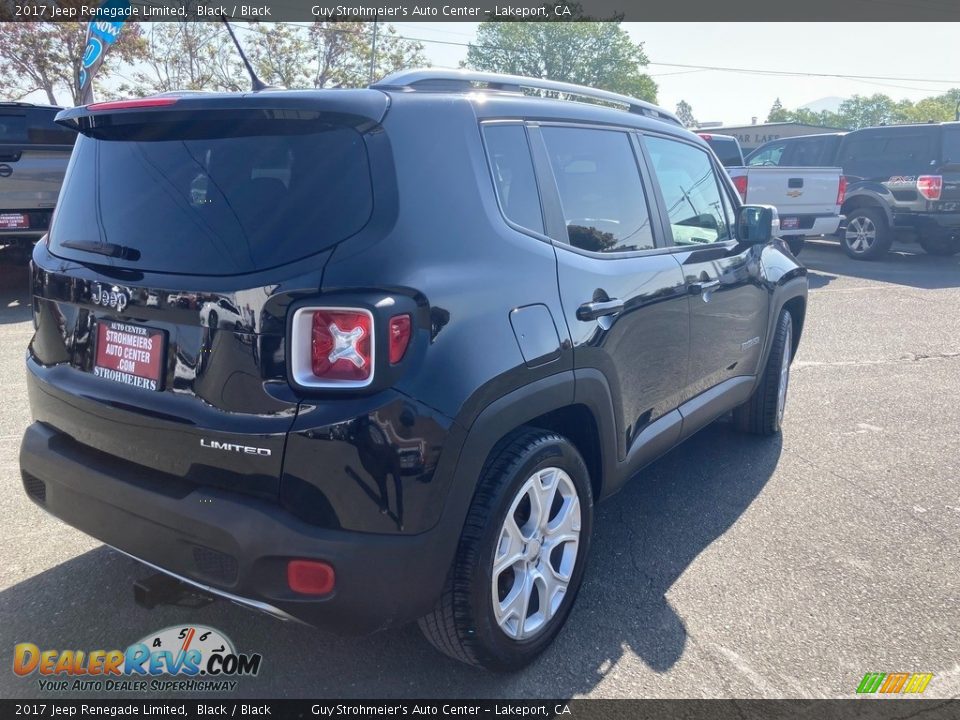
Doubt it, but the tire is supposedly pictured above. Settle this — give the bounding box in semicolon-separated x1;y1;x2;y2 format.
919;235;960;256
786;236;804;257
418;428;593;671
734;309;794;436
842;208;891;260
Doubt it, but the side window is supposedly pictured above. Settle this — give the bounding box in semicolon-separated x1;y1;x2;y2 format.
482;124;544;235
645;135;734;246
540;126;655;253
747;141;787;166
943;129;960;165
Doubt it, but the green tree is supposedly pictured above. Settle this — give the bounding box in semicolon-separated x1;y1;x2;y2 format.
464;9;657;102
675;100;697;128
767;97;787;122
0;18;144;105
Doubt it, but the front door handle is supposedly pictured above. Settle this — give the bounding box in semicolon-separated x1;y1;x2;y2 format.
690;279;721;295
577;298;624;321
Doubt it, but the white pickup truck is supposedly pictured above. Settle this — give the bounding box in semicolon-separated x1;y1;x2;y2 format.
699;133;845;255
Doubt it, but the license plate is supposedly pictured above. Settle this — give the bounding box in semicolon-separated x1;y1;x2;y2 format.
94;320;166;391
0;213;28;229
780;217;800;230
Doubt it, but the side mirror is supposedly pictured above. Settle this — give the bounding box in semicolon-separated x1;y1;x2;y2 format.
737;204;779;244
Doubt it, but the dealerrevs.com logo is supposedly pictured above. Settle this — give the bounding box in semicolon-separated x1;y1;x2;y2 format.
13;625;263;693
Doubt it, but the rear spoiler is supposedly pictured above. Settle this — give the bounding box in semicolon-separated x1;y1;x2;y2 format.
55;90;391;135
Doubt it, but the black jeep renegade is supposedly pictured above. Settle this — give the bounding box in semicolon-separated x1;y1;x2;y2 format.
20;70;807;671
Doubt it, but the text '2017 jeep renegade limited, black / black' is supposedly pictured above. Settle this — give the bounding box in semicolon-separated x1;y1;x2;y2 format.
20;70;807;671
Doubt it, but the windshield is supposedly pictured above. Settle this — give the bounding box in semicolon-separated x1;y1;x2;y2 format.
49;118;373;275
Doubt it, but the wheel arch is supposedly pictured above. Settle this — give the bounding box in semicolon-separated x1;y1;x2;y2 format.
842;191;894;227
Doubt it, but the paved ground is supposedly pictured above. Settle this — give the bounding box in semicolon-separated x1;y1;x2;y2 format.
0;239;958;700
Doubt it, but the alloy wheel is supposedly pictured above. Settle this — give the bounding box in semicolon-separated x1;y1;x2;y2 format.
492;467;581;641
846;216;877;253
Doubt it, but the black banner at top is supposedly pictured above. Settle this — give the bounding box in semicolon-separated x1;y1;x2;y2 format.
2;0;960;22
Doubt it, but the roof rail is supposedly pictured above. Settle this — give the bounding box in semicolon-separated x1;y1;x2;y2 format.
371;68;682;126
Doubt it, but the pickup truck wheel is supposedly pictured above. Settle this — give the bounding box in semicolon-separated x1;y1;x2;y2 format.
919;236;960;256
734;309;793;436
418;428;593;671
842;208;891;260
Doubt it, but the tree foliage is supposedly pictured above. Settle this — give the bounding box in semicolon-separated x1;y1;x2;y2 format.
464;8;657;102
0;18;145;105
675;100;697;128
768;90;960;130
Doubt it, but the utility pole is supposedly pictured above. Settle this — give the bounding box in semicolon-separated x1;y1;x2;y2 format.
369;19;379;85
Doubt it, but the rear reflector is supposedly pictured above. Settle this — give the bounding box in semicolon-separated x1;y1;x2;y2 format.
388;314;412;364
917;175;942;201
287;560;335;596
87;97;179;111
732;174;748;202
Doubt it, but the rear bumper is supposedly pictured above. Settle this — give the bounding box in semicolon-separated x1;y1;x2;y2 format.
19;421;457;633
893;211;960;236
776;214;842;237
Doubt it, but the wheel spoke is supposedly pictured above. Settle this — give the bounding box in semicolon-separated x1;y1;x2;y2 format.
495;567;533;639
493;515;526;576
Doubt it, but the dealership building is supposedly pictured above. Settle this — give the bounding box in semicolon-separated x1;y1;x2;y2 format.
697;121;849;153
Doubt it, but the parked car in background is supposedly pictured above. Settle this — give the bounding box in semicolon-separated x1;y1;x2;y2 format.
19;70;807;671
0;102;76;259
702;133;845;256
747;123;960;259
699;132;744;167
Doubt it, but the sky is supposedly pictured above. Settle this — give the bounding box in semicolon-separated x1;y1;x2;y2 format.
16;21;960;122
392;21;960;125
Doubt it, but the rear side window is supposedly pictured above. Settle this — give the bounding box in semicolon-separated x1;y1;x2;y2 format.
838;130;936;178
483;124;544;234
50;117;373;276
541;127;655;253
646;135;734;245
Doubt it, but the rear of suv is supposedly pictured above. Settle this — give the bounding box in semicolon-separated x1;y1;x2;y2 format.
20;70;808;670
747;124;960;259
0;103;76;259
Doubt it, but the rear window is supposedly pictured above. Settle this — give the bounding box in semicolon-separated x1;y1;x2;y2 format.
703;137;743;167
0;113;27;143
26;107;76;145
941;128;960;165
50;117;373;275
838;130;936;179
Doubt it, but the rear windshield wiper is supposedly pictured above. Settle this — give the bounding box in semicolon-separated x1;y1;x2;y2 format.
60;240;141;261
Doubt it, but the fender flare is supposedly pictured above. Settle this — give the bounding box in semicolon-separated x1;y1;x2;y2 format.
842;187;895;228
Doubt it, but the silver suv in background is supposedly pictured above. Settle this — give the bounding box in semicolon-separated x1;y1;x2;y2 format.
0;103;76;259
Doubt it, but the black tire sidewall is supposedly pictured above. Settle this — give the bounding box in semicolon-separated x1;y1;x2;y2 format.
466;435;593;671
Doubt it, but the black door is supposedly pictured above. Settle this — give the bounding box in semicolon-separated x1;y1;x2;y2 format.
642;133;770;402
530;124;690;464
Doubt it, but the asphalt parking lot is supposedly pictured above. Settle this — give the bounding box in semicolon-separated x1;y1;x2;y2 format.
1;239;958;700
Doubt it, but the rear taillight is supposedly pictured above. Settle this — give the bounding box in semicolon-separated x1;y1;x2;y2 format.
917;175;942;201
698;133;713;141
290;307;374;388
388;314;412;365
732;174;748;202
87;97;179;111
837;176;848;205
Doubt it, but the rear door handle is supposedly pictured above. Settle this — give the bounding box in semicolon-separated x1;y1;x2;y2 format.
577;298;624;321
690;279;720;294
